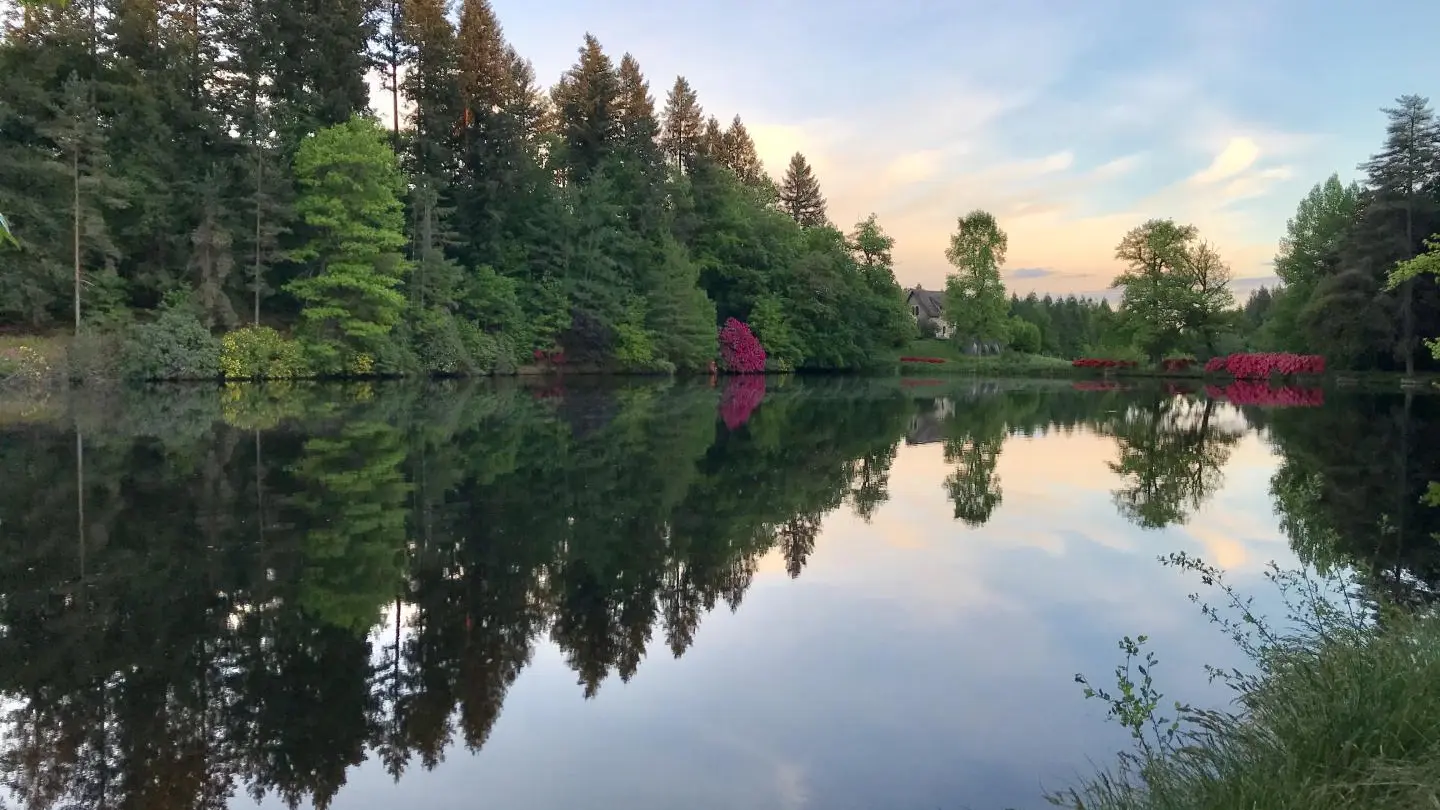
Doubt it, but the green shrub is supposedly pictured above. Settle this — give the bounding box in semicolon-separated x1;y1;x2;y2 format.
220;326;308;380
67;332;122;383
412;309;477;376
120;302;221;381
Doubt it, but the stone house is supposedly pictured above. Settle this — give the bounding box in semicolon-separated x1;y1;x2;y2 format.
905;286;953;339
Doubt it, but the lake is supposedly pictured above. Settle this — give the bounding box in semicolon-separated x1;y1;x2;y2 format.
0;376;1434;810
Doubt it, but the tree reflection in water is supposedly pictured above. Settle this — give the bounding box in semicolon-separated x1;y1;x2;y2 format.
0;378;1429;808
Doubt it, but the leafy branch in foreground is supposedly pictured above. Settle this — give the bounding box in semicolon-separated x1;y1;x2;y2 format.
1050;552;1421;810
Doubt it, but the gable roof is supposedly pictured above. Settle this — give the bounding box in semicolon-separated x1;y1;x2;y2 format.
906;287;944;318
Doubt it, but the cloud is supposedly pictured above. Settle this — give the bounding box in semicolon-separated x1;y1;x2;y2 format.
1190;137;1261;184
1008;268;1055;280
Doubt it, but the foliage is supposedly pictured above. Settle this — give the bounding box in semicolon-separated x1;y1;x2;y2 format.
1006;316;1041;354
718;317;766;373
1057;553;1440;810
943;210;1010;344
119;297;222;381
220;326;308;380
1112;219;1235;359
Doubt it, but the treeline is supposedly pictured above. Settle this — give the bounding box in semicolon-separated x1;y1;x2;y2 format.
1005;292;1116;358
936;208;1241;363
0;0;914;377
1243;94;1440;373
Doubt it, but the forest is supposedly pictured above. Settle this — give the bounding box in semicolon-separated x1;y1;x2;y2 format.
3;2;1439;379
0;0;915;378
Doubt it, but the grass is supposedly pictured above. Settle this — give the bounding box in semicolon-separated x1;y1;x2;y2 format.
1050;553;1440;810
891;339;1075;377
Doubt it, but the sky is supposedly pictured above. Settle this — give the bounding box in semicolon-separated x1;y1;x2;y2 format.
379;0;1440;299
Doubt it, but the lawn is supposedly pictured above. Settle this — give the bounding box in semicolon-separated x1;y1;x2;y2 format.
891;338;1075;377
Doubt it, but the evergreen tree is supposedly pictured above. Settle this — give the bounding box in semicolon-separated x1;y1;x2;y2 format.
659;75;703;173
44;73;126;332
1355;95;1440;374
551;34;620;182
720;115;766;186
264;0;373;153
285;117;410;372
369;0;408;143
777;152;827;228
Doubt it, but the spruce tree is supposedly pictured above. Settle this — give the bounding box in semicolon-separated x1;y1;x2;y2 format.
778;151;827;228
659;75;702;173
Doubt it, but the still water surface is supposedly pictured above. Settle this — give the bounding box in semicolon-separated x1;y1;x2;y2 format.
0;377;1432;809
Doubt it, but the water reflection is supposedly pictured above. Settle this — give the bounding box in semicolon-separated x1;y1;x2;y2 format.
0;378;1432;809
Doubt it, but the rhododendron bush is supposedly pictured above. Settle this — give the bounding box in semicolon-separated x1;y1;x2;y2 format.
899;356;947;364
719;318;766;373
1204;353;1324;378
1206;382;1324;408
720;375;766;429
1072;358;1139;369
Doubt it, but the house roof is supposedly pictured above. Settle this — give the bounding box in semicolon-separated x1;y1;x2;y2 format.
907;287;944;318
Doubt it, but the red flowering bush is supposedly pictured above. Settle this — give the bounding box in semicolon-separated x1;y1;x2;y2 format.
1161;357;1194;372
1072;358;1140;369
1203;353;1324;378
899;356;948;364
720;374;766;429
1205;381;1324;408
719;318;766;373
532;348;567;366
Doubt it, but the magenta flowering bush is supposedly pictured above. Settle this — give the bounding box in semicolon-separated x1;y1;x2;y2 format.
1203;353;1324;378
719;318;766;373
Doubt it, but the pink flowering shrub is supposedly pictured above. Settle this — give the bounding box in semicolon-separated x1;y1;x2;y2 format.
1203;353;1324;378
720;375;766;430
719;318;766;373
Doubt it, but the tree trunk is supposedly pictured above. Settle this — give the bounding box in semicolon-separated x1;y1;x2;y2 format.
73;146;81;334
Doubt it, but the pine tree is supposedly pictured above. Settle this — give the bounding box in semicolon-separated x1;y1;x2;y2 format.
285;118;410;371
551;34;620;182
1356;95;1440;374
370;0;409;144
778;152;827;228
698;115;723;160
615;53;660;158
720;115;765;186
264;0;373;152
659;75;702;173
455;0;507;120
44;73;127;332
451;0;528;272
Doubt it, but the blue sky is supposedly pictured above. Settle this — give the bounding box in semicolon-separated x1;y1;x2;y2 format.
392;0;1440;297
